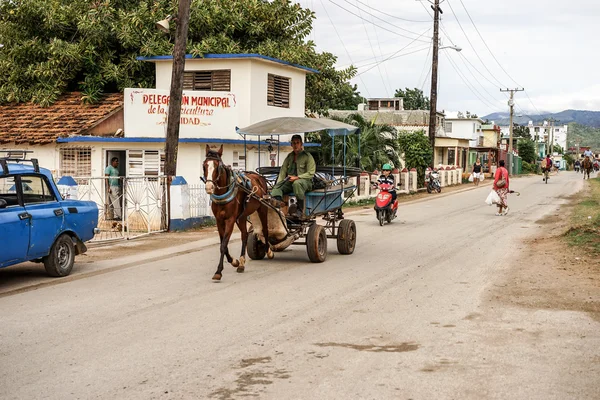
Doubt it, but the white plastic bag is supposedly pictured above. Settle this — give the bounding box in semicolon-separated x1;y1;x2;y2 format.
480;173;485;181
468;173;474;182
485;190;501;206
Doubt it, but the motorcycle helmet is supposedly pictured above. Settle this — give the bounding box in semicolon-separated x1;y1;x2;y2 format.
382;163;393;171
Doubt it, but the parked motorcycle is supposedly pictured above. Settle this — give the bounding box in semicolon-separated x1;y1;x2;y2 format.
426;169;442;193
374;182;399;226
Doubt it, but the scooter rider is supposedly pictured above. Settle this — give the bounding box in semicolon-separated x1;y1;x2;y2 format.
377;164;397;202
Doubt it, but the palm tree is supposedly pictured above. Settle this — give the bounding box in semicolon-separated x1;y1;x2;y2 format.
307;113;401;172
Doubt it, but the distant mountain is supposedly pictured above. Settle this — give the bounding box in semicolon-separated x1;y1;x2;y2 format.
567;123;600;150
482;109;600;128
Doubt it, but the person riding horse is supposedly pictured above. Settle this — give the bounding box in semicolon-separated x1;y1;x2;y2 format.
582;155;593;179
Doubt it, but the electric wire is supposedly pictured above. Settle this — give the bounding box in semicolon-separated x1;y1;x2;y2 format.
356;0;392;96
326;0;431;43
352;0;431;23
355;28;432;77
319;0;372;98
445;0;507;88
456;0;543;115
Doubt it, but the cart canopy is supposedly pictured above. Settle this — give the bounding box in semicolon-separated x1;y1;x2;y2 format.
236;117;359;137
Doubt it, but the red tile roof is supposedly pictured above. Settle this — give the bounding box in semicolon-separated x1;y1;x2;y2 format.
0;92;123;144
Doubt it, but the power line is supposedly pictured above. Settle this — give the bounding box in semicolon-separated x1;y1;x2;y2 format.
335;0;430;37
339;43;431;68
442;50;499;110
356;0;392;96
354;28;432;76
319;0;371;98
455;0;544;115
445;0;507;88
353;45;431;69
326;0;431;43
353;0;431;23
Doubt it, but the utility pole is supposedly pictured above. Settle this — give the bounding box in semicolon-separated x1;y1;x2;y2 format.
500;88;524;174
547;117;558;155
164;0;192;178
427;0;442;166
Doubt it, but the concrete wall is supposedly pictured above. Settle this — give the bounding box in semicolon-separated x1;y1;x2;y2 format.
445;119;483;146
153;58;306;129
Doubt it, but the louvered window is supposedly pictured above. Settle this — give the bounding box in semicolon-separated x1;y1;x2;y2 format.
127;150;165;177
267;74;290;108
60;148;92;178
182;70;231;91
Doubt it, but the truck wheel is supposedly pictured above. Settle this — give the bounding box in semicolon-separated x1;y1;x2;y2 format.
336;219;356;255
306;224;327;263
43;234;75;277
247;232;266;260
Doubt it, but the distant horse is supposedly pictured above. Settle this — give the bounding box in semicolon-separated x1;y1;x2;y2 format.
202;145;273;281
583;157;593;180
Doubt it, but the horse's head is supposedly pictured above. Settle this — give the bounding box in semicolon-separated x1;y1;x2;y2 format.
202;144;224;194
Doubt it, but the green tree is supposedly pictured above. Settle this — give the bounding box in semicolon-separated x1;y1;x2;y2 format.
513;124;531;139
393;87;430;110
306;113;400;172
517;139;537;163
0;0;355;112
326;83;364;112
397;130;432;186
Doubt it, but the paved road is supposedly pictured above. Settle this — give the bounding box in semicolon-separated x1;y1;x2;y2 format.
1;173;598;399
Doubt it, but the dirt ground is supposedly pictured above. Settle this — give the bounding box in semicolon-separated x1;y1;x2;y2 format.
489;186;600;322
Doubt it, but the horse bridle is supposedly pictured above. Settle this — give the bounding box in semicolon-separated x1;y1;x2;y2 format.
202;153;231;190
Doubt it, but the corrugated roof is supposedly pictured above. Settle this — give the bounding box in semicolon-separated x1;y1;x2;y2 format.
0;93;123;144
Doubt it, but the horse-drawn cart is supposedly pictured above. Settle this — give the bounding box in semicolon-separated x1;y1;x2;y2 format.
236;117;361;263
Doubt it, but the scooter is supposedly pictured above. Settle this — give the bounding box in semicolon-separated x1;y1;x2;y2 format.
426;169;442;193
374;182;399;226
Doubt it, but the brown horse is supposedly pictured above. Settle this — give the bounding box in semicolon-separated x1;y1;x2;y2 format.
583;157;593;180
203;145;273;281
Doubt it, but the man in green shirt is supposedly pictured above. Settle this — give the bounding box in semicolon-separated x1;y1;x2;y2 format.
104;157;122;220
271;134;316;217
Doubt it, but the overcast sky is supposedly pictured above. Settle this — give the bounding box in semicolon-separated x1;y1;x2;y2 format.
298;0;600;116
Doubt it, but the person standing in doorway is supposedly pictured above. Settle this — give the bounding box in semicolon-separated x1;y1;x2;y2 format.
472;158;483;186
105;157;122;220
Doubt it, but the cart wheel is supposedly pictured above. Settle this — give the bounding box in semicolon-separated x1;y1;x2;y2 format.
247;232;266;260
306;224;327;263
337;219;356;255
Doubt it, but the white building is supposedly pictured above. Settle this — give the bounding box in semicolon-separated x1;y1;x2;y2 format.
443;111;484;147
0;54;316;182
528;121;568;152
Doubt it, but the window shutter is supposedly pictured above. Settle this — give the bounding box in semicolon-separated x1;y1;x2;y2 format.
212;70;231;91
267;74;290;108
183;70;231;91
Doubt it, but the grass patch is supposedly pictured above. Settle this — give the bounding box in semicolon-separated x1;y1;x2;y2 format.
564;178;600;254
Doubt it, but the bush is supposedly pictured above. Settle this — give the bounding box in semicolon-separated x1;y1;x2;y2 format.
522;161;540;174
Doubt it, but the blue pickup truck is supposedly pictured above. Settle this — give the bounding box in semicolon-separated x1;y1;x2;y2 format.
0;157;98;276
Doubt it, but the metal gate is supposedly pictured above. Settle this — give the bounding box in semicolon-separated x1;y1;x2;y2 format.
70;176;169;242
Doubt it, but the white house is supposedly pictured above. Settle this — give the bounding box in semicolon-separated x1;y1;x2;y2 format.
528;121;568;152
444;111;484;147
0;54;317;183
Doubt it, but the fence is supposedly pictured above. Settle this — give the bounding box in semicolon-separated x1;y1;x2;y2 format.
60;176;169;242
188;181;212;218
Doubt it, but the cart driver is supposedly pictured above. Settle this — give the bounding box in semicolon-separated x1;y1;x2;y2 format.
271;134;316;217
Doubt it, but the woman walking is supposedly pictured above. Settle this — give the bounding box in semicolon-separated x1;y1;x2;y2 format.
472;158;483;186
494;160;510;216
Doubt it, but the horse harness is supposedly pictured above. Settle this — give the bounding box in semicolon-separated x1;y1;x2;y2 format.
203;153;259;205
